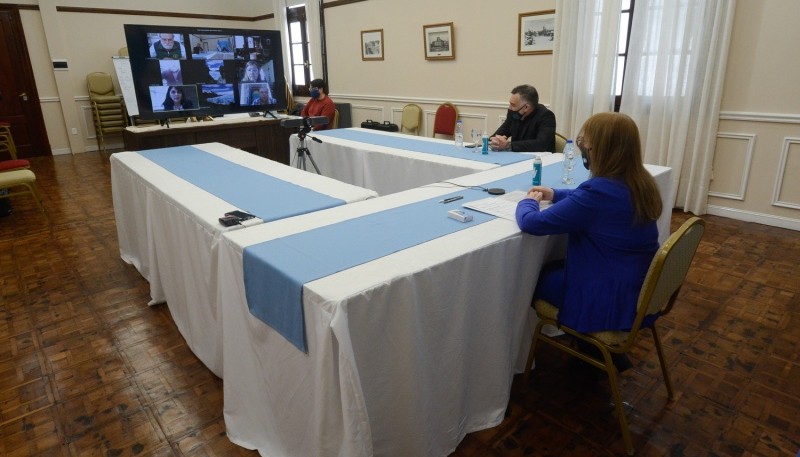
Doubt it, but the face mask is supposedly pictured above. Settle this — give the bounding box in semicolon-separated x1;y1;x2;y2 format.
310;88;321;99
509;104;527;121
577;143;591;170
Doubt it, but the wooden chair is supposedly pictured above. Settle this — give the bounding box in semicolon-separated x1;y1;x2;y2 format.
0;122;31;171
87;72;127;153
432;102;458;139
401;103;423;135
555;132;568;153
0;169;46;219
524;216;706;455
332;109;340;129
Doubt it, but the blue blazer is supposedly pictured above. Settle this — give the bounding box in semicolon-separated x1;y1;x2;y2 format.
516;177;659;332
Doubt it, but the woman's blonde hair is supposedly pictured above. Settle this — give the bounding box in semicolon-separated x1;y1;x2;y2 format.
580;112;662;223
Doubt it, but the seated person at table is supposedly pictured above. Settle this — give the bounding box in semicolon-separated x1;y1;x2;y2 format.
300;78;336;131
515;112;661;370
490;84;556;152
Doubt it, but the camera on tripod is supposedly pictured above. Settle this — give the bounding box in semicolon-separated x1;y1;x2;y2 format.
280;116;329;138
280;116;328;174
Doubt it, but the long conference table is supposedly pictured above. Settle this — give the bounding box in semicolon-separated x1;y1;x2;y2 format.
110;142;378;377
216;155;673;457
289;127;534;195
111;133;674;457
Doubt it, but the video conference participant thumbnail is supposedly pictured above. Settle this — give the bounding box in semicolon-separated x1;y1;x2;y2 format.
240;83;276;106
150;85;199;111
148;32;186;60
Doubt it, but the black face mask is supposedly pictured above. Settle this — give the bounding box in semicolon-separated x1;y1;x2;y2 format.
509;104;528;121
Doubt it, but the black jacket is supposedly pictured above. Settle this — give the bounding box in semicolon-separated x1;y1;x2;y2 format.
492;104;556;152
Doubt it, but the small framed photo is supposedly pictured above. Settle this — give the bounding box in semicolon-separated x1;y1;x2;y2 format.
423;22;455;61
361;29;384;61
518;10;556;55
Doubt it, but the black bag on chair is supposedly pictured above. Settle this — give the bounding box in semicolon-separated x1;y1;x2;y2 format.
361;120;399;132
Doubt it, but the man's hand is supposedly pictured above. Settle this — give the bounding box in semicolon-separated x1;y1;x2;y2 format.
490;135;510;151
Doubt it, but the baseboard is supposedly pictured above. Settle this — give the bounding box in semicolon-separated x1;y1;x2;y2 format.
51;147;72;156
706;205;800;231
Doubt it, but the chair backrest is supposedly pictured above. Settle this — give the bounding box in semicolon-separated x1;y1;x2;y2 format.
118;47;129;57
401;103;422;135
87;72;115;98
629;217;705;339
0;123;18;160
432;102;458;138
332;109;340;129
555;132;568;153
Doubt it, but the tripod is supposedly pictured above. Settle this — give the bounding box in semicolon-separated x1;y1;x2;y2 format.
295;132;321;174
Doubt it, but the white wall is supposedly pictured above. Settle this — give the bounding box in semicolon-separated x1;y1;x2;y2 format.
324;0;556;139
5;0;800;229
4;0;275;154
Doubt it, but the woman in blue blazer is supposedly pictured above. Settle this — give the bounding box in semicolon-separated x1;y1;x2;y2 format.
516;112;663;337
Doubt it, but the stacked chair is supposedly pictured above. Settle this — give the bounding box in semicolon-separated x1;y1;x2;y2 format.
87;72;127;153
0;122;46;218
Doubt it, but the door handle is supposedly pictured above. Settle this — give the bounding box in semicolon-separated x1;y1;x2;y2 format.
19;92;28;101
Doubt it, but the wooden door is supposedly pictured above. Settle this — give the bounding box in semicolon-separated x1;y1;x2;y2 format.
0;6;51;158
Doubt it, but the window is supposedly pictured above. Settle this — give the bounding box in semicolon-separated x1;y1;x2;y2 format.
287;5;312;97
614;0;634;111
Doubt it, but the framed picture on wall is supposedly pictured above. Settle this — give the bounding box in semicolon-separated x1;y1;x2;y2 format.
361;29;384;61
423;22;455;60
518;10;556;55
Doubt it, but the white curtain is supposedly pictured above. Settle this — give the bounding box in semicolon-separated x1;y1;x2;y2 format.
551;0;622;140
620;0;736;214
273;0;293;89
305;0;324;81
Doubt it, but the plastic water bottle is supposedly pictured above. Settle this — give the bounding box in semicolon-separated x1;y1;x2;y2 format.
562;140;575;184
532;155;542;186
481;132;489;155
454;120;464;148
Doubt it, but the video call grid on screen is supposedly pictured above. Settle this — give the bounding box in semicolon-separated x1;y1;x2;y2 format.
125;24;286;120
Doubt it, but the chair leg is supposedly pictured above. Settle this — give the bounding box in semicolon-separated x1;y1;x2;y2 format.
9;181;47;220
650;325;674;400
523;320;547;388
28;182;47;219
602;349;635;456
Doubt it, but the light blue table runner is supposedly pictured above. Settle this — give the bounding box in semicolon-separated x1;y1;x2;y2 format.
313;129;531;166
243;161;589;352
139;146;346;221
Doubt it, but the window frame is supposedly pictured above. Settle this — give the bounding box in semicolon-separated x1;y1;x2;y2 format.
614;0;635;112
287;5;312;97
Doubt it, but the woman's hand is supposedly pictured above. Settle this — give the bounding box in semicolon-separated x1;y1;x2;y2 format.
525;186;554;202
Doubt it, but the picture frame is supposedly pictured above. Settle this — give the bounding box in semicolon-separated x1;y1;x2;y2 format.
361;29;384;61
518;10;556;55
423;22;455;61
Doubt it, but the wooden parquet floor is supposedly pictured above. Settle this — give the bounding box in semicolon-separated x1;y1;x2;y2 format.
1;151;798;456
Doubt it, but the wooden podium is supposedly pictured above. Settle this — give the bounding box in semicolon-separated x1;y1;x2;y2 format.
122;116;294;165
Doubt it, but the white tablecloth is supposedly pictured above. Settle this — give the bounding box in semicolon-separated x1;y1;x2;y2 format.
111;142;377;377
217;155;674;457
290;128;503;195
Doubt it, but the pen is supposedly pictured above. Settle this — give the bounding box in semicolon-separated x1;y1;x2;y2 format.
439;195;464;204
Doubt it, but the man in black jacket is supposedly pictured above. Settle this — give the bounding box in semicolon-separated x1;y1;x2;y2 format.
490;84;556;152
